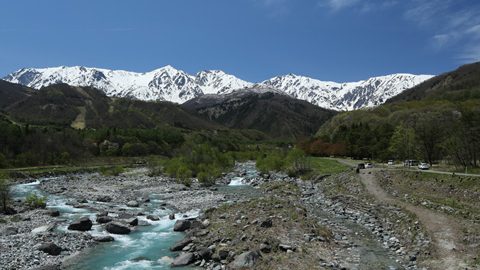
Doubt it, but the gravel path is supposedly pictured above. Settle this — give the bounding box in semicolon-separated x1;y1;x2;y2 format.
359;169;468;270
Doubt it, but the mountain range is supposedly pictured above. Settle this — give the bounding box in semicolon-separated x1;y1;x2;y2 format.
3;66;433;111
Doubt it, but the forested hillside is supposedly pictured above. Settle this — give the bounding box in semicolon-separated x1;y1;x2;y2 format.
0;81;269;167
183;88;336;139
307;63;480;169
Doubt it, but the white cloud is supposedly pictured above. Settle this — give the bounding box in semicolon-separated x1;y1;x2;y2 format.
403;0;480;63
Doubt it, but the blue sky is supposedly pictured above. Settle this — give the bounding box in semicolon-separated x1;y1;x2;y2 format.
1;0;479;82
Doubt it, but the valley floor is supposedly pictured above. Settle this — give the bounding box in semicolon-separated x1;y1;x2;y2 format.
1;161;478;269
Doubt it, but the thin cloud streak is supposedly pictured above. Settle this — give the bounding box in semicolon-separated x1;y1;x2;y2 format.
316;0;480;64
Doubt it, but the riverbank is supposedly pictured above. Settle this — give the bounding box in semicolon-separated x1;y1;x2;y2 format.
168;169;433;269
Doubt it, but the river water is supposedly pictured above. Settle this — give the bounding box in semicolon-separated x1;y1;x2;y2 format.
10;167;256;270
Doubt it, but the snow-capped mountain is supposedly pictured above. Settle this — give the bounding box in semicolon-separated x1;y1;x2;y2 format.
3;66;433;111
260;73;433;111
3;66;252;104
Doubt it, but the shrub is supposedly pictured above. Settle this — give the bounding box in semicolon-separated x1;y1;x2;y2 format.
256;152;285;174
164;158;185;178
176;165;192;187
285;148;311;176
197;169;217;187
25;193;47;209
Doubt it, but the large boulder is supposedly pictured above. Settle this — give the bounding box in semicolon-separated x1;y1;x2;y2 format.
37;242;62;256
96;216;113;224
68;217;92;231
170;237;192;252
105;222;131;234
171;252;195;267
173;220;191;232
229;251;260;269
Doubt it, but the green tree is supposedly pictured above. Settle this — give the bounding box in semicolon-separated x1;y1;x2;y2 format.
285;148;310;176
389;124;416;160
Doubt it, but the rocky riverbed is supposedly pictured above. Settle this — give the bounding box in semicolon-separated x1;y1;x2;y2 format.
166;170;434;269
0;163;265;270
1;163;438;270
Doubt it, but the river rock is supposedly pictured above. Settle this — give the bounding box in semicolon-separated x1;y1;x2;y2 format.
197;247;213;260
68;217;92;231
173;220;191;232
169;213;175;220
94;235;115;242
218;249;229;260
37;242;62;256
260;243;271;253
97;216;113;224
170;237;192;251
105;222;131;234
147;215;159;221
127;218;138;226
126;200;139;207
46;209;60;217
229;251;260;269
279;244;295;252
260;218;272;228
171;252;195;267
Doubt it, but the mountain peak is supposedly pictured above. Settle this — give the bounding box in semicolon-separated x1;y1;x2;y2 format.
2;66;433;110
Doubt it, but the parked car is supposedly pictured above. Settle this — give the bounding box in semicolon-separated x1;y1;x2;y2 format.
365;163;373;168
357;163;365;169
387;160;394;166
418;162;430;170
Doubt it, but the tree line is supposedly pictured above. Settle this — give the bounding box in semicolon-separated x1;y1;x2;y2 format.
305;100;480;169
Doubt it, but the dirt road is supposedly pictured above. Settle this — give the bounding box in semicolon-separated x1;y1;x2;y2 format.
359;170;469;270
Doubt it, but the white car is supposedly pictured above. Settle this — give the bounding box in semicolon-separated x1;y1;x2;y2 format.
365;163;373;168
418;163;430;170
387;160;394;166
